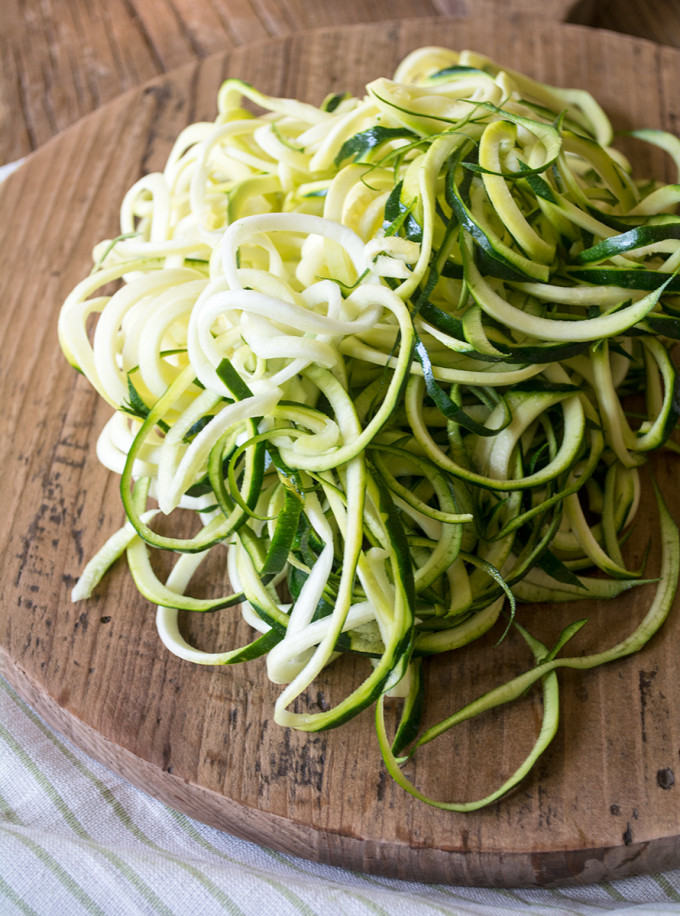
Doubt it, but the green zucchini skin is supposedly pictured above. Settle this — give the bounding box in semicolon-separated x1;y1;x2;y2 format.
59;44;680;810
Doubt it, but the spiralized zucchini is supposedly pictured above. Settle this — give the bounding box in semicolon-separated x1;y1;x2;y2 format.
60;45;680;809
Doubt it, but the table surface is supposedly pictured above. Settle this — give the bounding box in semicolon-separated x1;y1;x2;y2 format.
6;2;680;914
3;0;680;169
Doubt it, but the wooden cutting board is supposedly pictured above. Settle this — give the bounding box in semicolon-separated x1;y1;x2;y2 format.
3;16;680;888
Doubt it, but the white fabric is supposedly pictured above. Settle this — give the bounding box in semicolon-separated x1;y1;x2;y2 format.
2;675;680;916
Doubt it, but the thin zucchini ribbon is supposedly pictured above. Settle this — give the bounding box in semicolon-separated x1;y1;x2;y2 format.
60;44;680;810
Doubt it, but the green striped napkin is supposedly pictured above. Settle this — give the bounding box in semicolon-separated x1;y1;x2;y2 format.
2;675;680;915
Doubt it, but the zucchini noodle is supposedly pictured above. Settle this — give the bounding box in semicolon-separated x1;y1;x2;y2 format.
60;46;680;809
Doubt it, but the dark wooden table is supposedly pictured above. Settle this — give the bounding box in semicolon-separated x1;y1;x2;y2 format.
5;5;680;887
3;0;680;167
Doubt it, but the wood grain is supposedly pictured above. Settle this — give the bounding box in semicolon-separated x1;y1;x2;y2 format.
4;0;680;168
3;16;680;887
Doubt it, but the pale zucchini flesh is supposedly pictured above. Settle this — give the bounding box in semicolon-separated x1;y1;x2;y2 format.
59;45;680;810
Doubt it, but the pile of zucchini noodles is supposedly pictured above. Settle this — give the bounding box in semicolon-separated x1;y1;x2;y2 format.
59;45;680;809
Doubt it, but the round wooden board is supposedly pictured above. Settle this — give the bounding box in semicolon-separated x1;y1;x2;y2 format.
3;15;680;888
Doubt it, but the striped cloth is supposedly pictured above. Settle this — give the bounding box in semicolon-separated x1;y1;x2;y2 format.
2;675;680;916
